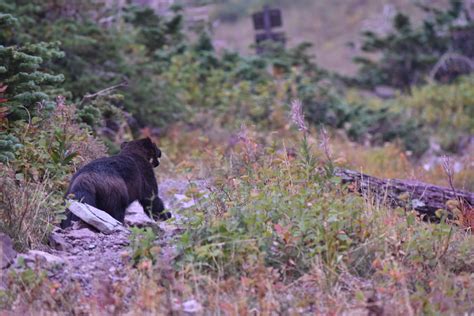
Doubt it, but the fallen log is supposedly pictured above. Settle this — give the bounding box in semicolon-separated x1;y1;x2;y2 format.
334;168;474;219
67;200;123;234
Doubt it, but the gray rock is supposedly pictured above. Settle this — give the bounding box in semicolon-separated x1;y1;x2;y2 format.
68;228;97;240
20;250;65;267
72;220;92;230
49;231;71;251
0;233;17;269
182;299;203;313
374;85;397;99
125;201;161;233
67;200;123;234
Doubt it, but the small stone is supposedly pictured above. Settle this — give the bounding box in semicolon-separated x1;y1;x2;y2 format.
68;228;97;240
87;244;96;250
70;248;81;255
21;250;65;267
49;231;71;251
0;233;17;269
72;220;91;230
125;200;162;234
125;200;144;215
374;85;396;99
182;299;203;313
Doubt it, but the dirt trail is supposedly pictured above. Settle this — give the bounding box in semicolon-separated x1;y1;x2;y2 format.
6;179;209;297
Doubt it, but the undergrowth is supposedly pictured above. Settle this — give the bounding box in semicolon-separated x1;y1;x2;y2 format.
3;123;473;314
0;98;106;250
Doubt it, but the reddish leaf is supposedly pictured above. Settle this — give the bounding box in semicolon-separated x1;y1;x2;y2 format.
0;98;8;103
0;106;8;120
274;223;284;235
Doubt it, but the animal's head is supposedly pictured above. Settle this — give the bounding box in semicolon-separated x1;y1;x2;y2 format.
120;137;162;168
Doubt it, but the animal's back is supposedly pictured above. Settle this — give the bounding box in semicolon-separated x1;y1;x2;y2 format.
62;155;139;227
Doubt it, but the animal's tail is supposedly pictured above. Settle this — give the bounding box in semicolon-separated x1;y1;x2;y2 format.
60;178;96;228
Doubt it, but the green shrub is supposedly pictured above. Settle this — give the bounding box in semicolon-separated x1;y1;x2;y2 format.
392;75;474;153
178;138;373;279
302;84;429;156
0;98;106;250
129;227;158;266
353;0;472;90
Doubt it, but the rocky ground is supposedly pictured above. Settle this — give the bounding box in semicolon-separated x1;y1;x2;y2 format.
0;179;210;302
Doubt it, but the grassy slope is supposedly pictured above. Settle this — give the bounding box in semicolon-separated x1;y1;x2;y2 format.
211;0;448;75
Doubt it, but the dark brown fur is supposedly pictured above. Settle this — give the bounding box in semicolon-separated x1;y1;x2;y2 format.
60;138;170;228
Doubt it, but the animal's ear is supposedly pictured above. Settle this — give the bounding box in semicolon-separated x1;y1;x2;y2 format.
145;137;153;144
141;137;153;147
120;141;129;149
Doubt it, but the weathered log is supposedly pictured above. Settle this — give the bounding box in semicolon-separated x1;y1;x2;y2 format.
334;168;474;219
67;200;123;234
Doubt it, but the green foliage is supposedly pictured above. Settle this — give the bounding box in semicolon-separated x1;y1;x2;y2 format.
302;83;429;156
392;75;474;153
0;98;106;250
0;0;438;160
1;0;123;99
178;140;369;279
0;42;64;119
129;227;157;266
176;131;472;291
0;133;21;163
124;5;184;57
353;0;472;90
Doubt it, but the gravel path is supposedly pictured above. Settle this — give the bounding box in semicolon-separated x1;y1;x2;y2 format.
6;178;211;298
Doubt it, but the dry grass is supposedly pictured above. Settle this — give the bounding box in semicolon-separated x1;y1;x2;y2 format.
0;167;59;251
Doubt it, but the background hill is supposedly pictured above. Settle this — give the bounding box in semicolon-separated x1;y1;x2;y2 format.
210;0;450;74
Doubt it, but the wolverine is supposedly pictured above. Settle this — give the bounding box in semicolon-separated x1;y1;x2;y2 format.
60;137;170;228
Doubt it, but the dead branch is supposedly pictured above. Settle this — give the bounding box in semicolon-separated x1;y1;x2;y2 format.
79;81;128;106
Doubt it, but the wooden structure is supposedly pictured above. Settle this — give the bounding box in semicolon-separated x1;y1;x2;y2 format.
252;5;285;53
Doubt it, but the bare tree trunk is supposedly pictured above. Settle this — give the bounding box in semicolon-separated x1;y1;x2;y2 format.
334;168;474;219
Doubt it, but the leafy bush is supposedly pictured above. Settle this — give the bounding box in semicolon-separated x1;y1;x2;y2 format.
1;0;123;99
1;1;187;129
392;75;474;153
129;227;158;266
178;135;372;279
302;83;429;156
0;98;106;250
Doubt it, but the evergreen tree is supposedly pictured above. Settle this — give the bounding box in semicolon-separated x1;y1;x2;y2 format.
0;12;65;163
353;0;473;91
1;0;124;99
0;13;64;120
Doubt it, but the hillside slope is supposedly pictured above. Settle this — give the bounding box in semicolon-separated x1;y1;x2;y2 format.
211;0;449;75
